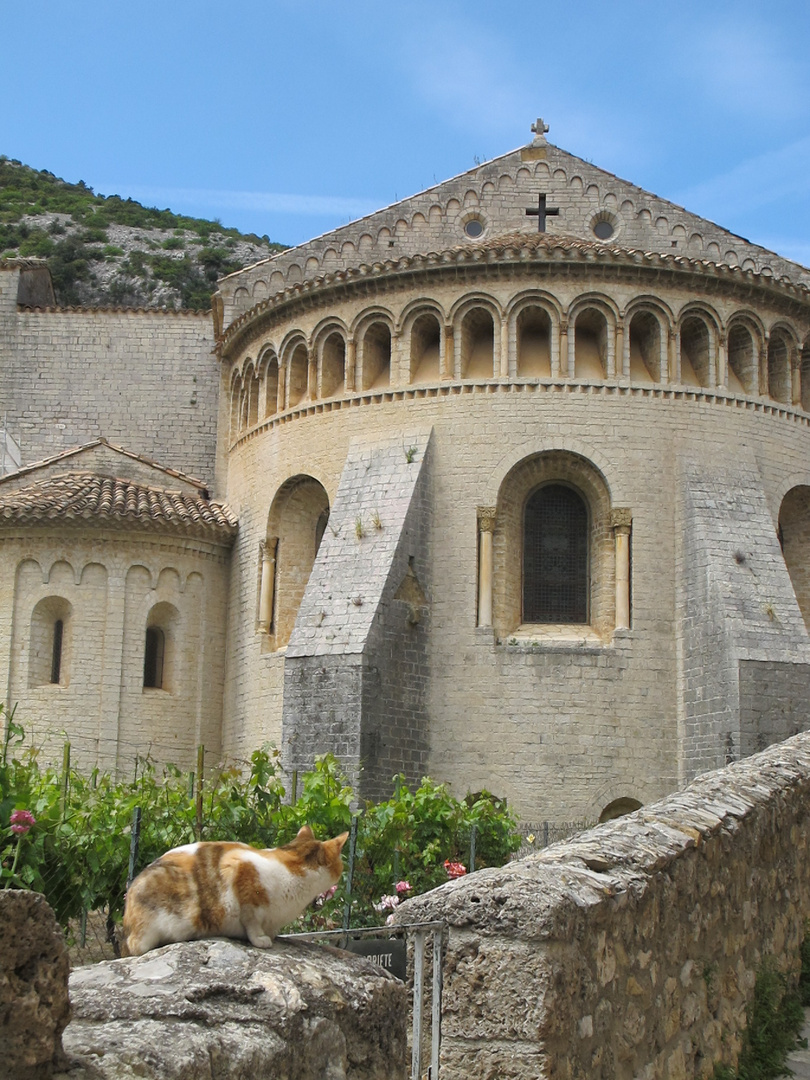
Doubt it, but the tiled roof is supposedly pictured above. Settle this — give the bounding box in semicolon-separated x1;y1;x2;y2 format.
3;437;209;491
0;472;237;542
221;229;810;355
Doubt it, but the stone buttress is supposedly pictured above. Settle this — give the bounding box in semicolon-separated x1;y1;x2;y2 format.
282;430;432;799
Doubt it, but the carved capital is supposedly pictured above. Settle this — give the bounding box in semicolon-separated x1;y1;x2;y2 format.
260;538;278;561
610;507;632;532
477;506;497;532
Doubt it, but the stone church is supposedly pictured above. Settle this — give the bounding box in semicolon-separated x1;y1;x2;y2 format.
2;120;809;827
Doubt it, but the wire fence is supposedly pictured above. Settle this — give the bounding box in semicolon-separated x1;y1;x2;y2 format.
4;732;545;967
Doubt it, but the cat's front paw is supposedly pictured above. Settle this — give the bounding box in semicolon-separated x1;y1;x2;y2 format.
248;933;274;949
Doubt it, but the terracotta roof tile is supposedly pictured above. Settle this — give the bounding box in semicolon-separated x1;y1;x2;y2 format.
0;473;237;542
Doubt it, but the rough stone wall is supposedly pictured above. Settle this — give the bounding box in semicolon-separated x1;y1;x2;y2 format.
282;431;432;797
0;890;71;1080
0;266;219;486
395;732;810;1080
56;938;407;1080
677;457;810;781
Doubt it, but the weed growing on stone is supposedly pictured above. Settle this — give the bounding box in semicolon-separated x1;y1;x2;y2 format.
712;955;805;1079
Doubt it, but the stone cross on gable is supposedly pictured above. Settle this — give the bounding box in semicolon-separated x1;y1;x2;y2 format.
531;118;549;138
525;194;559;233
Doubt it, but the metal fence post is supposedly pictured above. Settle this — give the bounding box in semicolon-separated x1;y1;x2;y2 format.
412;928;426;1080
127;806;142;889
431;926;443;1079
342;814;359;933
60;742;70;820
195;744;204;841
469;823;477;872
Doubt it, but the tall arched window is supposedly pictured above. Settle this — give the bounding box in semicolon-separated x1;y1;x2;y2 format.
29;596;72;687
523;484;589;623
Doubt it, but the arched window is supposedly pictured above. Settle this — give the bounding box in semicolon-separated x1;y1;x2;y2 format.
29;596;72;688
523;484;589;623
516;306;551;378
142;602;178;692
143;626;165;688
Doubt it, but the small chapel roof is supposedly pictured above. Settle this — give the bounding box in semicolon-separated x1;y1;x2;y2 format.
0;471;237;540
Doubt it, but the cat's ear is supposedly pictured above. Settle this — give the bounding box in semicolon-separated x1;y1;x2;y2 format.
296;825;314;841
335;831;349;852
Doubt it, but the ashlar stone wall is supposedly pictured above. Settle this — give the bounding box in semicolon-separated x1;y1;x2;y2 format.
396;732;810;1080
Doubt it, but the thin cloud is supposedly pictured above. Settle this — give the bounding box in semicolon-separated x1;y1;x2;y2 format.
687;19;806;119
95;185;380;219
674;135;810;221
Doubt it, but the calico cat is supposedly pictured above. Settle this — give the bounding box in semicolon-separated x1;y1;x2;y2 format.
122;825;348;956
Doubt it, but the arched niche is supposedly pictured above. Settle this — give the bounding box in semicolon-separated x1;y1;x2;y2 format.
680;315;713;387
768;330;792;404
599;797;642;823
29;596;73;688
260;352;280;417
265;476;330;648
727;322;758;394
516;306;551;378
361;322;391;390
574;307;607;379
779;486;810;629
409;312;441;383
802;341;810;412
628;310;661;383
460;307;495;379
230;372;243;439
287;342;309;408
320;331;346;399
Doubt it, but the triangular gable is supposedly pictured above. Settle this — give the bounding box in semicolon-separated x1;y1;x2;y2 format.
217;126;810;334
0;438;209;497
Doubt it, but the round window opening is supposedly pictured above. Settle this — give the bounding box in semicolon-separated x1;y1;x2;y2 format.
464;219;484;238
593;220;614;240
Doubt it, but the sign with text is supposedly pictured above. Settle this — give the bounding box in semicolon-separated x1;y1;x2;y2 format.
344;937;407;981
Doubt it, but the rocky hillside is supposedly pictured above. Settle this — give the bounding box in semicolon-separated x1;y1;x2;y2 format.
0;157;286;310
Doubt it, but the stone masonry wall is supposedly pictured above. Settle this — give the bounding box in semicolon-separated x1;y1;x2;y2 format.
678;457;810;782
282;431;432;798
0;266;219;486
396;732;810;1080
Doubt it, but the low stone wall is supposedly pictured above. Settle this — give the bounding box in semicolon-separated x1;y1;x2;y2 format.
395;732;810;1079
56;938;407;1080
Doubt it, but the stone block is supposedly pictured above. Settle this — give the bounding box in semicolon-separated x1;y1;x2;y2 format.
0;891;71;1080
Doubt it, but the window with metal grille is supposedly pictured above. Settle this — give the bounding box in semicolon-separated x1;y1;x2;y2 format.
523;484;588;622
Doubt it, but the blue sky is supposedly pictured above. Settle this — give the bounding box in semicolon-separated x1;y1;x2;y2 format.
4;0;810;264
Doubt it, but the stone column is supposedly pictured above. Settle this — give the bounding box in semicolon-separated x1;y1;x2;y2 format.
345;339;356;392
258;540;277;633
606;321;617;379
611;509;632;630
477;507;497;628
554;322;566;379
306;353;317;401
717;333;728;389
792;349;801;405
499;319;509;378
761;334;770;395
620;320;630;378
567;320;577;378
672;329;681;384
442;325;454;380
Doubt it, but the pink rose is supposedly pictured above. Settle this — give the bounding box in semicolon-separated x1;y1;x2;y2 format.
394;880;412;894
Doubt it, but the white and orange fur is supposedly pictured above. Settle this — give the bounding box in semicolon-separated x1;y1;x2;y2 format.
122;825;348;956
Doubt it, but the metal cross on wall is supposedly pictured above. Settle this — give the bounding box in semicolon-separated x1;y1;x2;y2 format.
525;194;559;233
